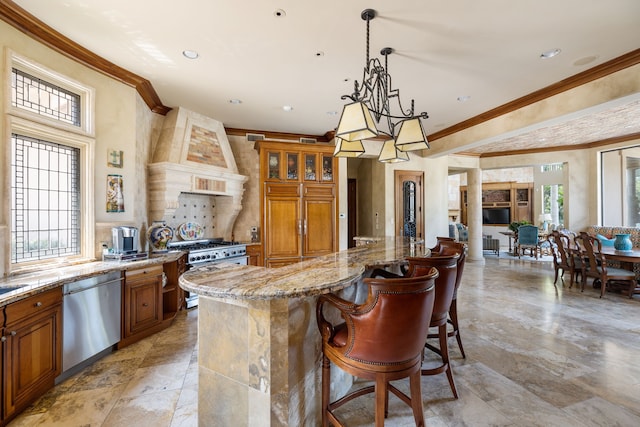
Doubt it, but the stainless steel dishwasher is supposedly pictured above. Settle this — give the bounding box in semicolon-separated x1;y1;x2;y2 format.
62;271;122;373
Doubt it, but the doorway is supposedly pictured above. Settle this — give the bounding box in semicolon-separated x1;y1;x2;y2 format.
395;170;424;239
347;178;357;248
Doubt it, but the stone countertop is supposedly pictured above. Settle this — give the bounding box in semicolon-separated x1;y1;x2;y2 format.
180;237;428;300
0;251;186;307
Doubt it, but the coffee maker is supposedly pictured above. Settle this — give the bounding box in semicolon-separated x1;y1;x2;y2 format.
112;226;139;254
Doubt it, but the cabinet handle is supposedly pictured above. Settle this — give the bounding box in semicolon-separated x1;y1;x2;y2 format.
142;302;149;307
35;301;43;307
1;336;5;342
297;219;302;235
10;331;16;336
303;219;307;235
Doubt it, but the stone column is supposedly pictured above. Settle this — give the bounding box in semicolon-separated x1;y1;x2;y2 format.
467;168;485;263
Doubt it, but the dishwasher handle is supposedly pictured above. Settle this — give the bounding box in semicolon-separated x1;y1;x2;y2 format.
63;278;123;296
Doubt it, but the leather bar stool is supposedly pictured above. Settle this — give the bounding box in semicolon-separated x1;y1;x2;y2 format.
406;254;460;398
316;269;438;427
429;238;467;358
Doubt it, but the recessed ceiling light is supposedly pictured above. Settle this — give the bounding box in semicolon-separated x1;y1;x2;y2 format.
540;48;561;59
315;51;325;57
574;55;598;66
229;99;242;105
457;95;471;102
282;105;293;112
182;50;199;59
274;9;286;18
326;111;338;116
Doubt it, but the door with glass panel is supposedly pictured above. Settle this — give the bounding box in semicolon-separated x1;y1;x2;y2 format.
395;171;424;239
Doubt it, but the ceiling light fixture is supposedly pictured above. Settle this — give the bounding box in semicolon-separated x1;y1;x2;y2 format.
334;9;429;162
182;50;199;59
229;99;242;105
282;105;293;112
540;48;561;59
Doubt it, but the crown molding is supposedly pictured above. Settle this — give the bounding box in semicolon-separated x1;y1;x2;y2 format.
428;48;640;143
0;0;171;115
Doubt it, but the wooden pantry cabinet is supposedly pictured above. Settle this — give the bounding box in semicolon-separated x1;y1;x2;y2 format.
1;288;62;425
256;141;338;267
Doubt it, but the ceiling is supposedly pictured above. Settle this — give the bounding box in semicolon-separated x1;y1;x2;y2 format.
8;0;640;156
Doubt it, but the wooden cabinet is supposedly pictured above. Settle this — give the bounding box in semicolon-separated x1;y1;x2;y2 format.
119;265;163;348
257;141;337;267
246;244;263;266
2;288;62;424
460;182;532;225
163;254;187;319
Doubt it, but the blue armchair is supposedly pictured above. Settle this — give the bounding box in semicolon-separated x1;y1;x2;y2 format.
517;225;540;259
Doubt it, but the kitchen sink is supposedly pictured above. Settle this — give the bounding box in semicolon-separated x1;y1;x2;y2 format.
0;285;26;295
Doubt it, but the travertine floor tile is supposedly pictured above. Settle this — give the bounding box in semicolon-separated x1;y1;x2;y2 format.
6;258;640;426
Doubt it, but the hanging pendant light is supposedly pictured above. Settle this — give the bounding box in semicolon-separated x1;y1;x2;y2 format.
394;118;429;152
333;8;430;162
378;139;409;163
333;137;366;157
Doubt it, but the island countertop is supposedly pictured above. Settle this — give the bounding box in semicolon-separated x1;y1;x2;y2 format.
179;237;428;300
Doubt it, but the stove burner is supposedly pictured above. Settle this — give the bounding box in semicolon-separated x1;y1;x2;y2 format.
167;238;247;265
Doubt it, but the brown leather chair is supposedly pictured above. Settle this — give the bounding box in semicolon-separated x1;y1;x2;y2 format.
405;254;460;398
316;270;438;427
373;237;467;359
429;239;467;359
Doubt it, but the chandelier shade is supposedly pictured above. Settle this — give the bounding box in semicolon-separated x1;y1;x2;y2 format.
333;138;366;158
335;101;378;141
394;118;429;152
378;139;409;163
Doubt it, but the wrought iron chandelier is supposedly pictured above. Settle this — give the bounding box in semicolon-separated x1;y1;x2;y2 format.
333;9;429;162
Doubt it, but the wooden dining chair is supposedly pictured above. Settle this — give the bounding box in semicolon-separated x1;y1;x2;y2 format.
549;230;572;286
578;232;636;298
316;270;438;427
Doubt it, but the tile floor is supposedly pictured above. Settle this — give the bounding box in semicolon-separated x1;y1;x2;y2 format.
8;256;640;426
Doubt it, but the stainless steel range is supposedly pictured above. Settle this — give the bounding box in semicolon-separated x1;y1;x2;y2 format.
167;238;248;308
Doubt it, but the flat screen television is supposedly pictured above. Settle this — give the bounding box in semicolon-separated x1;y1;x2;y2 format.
482;207;510;224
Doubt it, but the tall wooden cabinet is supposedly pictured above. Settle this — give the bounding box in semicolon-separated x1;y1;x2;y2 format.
256;141;337;267
460;182;533;225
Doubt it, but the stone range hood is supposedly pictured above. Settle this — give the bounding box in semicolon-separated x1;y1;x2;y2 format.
148;107;247;240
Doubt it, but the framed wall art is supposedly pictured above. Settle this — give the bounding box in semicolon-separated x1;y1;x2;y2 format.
107;149;123;168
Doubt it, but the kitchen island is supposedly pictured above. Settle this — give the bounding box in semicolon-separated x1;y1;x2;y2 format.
179;237;428;426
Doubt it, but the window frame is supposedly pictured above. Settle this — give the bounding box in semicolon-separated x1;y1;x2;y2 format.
5;52;95;274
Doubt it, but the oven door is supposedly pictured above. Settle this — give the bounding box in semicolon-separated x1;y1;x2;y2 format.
184;256;249;308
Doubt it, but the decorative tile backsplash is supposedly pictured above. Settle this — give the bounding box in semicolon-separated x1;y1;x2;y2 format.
168;193;217;239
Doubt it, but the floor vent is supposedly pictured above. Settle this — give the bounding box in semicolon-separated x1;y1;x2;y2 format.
247;133;265;142
300;137;317;144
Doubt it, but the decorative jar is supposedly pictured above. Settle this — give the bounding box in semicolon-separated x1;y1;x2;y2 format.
148;220;174;252
613;233;633;251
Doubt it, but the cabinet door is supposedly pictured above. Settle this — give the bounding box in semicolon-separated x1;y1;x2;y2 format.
124;275;162;337
303;184;336;257
3;303;61;419
265;192;302;259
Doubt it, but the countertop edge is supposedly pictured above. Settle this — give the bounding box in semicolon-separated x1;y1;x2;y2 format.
0;251;186;307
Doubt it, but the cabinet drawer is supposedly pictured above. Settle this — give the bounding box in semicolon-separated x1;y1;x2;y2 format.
266;183;300;197
125;265;163;281
5;287;62;325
